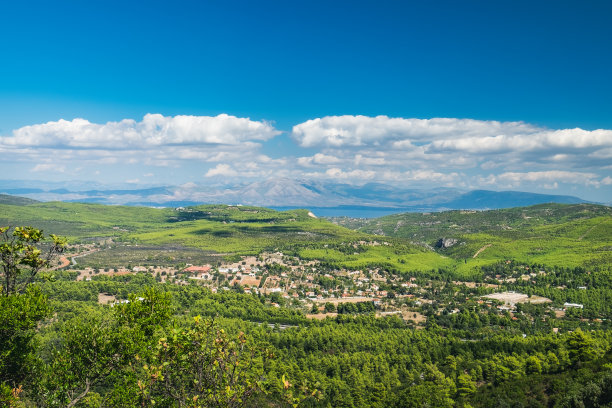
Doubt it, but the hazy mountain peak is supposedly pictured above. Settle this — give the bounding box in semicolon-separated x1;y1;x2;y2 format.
0;178;593;215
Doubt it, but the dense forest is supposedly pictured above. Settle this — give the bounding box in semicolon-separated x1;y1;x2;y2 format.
4;274;612;407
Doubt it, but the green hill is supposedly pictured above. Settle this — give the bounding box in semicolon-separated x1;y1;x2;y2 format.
334;203;611;239
0;193;39;206
0;201;354;245
333;203;612;271
0;198;450;271
1;198;610;275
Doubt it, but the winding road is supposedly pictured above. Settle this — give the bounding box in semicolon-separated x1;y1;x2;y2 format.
473;244;492;258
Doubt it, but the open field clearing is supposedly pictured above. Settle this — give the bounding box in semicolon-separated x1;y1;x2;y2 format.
72;244;221;268
483;292;552;305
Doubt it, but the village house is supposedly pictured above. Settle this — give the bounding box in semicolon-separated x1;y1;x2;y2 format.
184;265;212;273
564;302;584;309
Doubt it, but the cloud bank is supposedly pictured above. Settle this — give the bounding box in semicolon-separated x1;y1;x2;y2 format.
291;115;612;156
292;116;542;147
1;114;610;201
289;115;612;195
3;113;279;148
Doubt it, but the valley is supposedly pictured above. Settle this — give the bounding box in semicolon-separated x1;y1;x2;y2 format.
4;195;611;325
1;195;611;407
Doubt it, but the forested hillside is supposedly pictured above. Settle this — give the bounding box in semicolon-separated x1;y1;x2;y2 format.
1;198;611;407
332;203;612;273
333;203;612;240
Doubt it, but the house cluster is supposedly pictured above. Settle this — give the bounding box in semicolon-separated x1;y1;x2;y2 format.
176;252;422;305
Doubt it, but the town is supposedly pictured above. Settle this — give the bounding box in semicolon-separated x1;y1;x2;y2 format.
53;239;596;331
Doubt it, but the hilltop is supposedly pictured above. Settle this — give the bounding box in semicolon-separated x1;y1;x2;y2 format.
332;203;612;239
0;193;39;206
0;197;449;273
331;203;612;271
1;195;610;277
0;199;358;248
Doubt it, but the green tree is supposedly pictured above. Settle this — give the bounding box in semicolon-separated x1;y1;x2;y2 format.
566;328;604;364
324;302;336;313
37;287;172;407
0;226;66;296
0;226;65;406
525;355;542;375
0;287;51;394
135;316;267;407
395;364;456;407
456;373;476;398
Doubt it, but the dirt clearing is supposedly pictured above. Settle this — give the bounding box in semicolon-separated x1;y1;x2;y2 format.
483;291;551;305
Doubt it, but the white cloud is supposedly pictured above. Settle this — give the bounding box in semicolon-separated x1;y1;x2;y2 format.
96;157;119;164
205;164;238;178
312;153;341;164
404;170;459;183
31;163;66;173
542;182;559;190
488;171;602;187
292;115;539;148
601;176;612;185
253;155;288;166
2;113;280;149
590;148;612;159
299;167;462;186
325;168;377;180
0;115;280;173
2;113;610;202
291;116;612;168
480;161;500;170
354;154;386;166
377;169;461;183
297;153;342;166
548;154;570;161
427;128;612;154
289;116;612;198
297;157;312;167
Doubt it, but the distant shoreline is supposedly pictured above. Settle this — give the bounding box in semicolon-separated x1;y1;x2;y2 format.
270;206;416;218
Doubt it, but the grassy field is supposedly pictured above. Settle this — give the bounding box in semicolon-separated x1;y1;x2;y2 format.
0;198;169;239
297;242;455;272
1;195;609;276
448;216;612;271
333;203;612;272
72;245;223;268
0;197;407;265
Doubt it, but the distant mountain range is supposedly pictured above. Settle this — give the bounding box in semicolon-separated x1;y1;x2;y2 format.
0;178;593;215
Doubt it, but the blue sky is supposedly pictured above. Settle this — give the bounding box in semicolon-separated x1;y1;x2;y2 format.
0;0;611;202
